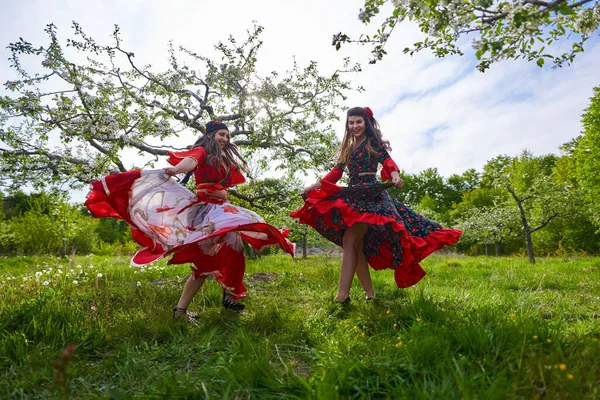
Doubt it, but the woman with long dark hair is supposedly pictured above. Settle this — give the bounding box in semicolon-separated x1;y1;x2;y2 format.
86;121;295;321
291;107;461;303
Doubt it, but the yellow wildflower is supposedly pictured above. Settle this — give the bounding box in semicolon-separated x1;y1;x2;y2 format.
559;364;567;371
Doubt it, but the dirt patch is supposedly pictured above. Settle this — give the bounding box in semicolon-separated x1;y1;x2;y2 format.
247;272;280;283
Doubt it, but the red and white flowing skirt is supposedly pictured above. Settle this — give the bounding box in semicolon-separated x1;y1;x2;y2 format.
85;170;295;298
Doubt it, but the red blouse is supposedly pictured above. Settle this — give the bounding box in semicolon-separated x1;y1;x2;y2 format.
322;138;400;184
167;147;245;191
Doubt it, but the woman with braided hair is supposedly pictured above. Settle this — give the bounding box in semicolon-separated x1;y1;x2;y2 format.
86;121;295;321
291;107;461;303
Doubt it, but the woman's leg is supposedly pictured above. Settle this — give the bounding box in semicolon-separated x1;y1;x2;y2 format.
336;222;369;301
177;274;207;310
354;237;374;299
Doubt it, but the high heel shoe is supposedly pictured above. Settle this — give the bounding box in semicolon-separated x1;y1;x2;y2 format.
173;307;200;325
222;292;245;311
334;295;351;305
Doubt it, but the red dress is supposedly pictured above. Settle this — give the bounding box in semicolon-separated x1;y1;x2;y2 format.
85;147;295;298
290;138;461;288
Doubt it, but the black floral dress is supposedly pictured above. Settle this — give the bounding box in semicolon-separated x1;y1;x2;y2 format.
290;138;462;288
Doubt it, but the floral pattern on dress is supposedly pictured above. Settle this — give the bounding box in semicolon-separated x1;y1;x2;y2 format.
292;137;459;279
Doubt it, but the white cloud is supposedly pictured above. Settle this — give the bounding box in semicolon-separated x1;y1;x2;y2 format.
1;0;599;203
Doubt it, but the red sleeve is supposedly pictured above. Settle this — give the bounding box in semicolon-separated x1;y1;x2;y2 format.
229;165;246;187
167;147;206;169
371;139;400;181
381;158;400;181
322;165;344;184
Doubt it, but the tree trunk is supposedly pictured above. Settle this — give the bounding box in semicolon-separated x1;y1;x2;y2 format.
509;187;536;264
61;238;67;258
484;244;489;256
302;232;307;258
495;242;500;257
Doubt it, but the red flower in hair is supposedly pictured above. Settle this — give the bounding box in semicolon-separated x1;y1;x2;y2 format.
364;107;373;120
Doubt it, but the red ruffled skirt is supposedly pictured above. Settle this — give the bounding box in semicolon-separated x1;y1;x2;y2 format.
290;177;461;288
85;170;295;298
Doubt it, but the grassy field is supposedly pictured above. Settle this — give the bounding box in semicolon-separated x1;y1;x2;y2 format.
1;254;599;399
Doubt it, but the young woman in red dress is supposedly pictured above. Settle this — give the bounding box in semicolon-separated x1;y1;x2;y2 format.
86;121;294;321
291;107;461;303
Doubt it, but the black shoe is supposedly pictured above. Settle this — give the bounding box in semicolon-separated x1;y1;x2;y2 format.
222;293;245;311
173;307;200;324
334;295;351;305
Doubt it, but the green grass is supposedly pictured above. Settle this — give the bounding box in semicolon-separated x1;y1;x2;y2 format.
1;254;599;399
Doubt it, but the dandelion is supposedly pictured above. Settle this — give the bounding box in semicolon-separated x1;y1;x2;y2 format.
395;342;403;348
35;272;42;279
58;265;63;269
91;305;97;311
393;323;397;329
43;281;50;286
97;273;103;278
382;346;386;350
361;332;365;338
137;281;142;287
416;317;421;322
533;335;538;340
76;265;82;269
353;325;359;332
509;313;516;318
386;309;391;315
73;280;79;285
289;361;296;367
559;364;567;371
567;373;574;380
546;339;552;343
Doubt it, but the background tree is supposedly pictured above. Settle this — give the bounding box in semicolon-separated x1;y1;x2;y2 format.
481;151;581;262
333;0;600;71
0;23;358;197
573;86;600;229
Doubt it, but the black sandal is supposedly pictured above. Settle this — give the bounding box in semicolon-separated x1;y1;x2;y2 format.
222;293;245;311
334;295;351;305
173;307;200;324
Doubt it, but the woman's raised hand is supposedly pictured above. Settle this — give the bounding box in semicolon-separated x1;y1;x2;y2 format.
302;182;321;195
391;176;404;189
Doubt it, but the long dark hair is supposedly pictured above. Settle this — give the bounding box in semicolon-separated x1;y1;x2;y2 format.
336;106;390;165
180;128;248;185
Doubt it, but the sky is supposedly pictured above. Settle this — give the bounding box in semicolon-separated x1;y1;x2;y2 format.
1;0;599;202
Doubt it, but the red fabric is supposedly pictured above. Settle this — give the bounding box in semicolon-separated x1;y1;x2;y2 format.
168;147;246;192
322;167;344;184
381;158;400;182
167;147;206;168
290;182;461;288
84;170;142;223
85;170;295;298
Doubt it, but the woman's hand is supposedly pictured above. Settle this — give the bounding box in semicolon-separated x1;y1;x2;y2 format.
391;173;404;189
163;157;197;177
163;167;179;176
302;182;321;195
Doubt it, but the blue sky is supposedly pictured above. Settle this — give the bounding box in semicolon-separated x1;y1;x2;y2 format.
1;0;599;202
